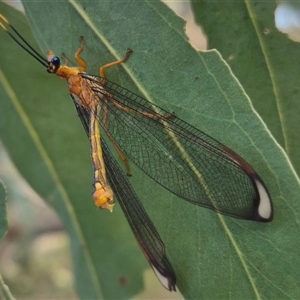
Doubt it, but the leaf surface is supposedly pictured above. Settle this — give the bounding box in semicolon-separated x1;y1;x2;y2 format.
0;1;299;299
192;1;300;176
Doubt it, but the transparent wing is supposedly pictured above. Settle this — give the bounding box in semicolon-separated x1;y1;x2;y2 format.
72;98;176;291
81;74;273;222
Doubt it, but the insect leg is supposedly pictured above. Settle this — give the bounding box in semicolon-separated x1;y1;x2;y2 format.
74;36;87;72
61;53;70;66
99;49;132;84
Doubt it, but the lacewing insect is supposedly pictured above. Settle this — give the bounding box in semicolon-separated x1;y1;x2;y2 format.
0;14;273;292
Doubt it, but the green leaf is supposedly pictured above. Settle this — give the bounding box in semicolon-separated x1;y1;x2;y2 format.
191;1;300;176
0;1;299;299
0;181;13;300
0;179;7;242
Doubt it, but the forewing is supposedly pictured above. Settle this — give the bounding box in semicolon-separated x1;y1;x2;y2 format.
81;75;273;222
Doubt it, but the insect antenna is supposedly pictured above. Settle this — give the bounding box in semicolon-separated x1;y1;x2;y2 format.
0;14;47;67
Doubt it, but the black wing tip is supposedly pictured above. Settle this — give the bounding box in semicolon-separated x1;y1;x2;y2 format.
167;280;177;292
151;263;177;291
170;284;177;292
222;146;273;222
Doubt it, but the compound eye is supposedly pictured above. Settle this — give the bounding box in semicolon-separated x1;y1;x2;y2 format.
51;56;60;66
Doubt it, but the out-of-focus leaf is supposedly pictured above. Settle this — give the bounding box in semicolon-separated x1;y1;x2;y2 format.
0;273;16;300
0;180;13;300
0;179;7;241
